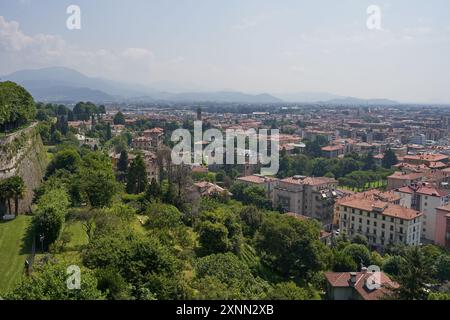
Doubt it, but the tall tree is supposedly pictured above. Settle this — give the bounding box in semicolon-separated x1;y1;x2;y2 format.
393;246;432;300
9;176;26;216
113;112;126;125
117;150;128;173
126;154;147;194
382;148;398;169
106;122;112;141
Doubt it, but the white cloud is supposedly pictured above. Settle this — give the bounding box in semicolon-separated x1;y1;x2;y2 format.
232;15;266;30
0;16;154;83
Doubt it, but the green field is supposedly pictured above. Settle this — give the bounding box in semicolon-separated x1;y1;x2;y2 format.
0;215;33;295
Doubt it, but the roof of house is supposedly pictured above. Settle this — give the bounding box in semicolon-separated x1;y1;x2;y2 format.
339;198;421;220
281;176;337;186
337;189;400;204
321;145;344;152
237;175;278;184
396;184;449;197
404;153;449;162
324;271;398;300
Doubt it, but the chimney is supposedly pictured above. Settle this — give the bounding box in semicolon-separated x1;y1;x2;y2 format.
349;272;357;286
361;267;368;274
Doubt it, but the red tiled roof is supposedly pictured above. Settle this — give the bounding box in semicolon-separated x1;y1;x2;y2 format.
237;175;278;184
321;145;344;152
396;184;449;197
339;198;421;220
281;176;337;186
324;271;398;300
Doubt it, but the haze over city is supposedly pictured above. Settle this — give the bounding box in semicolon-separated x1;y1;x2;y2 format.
1;0;450;103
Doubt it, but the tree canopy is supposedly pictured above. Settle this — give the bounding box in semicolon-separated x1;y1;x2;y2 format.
0;81;36;132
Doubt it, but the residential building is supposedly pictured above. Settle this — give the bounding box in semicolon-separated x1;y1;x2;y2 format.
324;270;398;300
236;175;279;201
274;176;338;228
433;205;450;249
321;145;344;159
394;183;449;242
337;198;422;249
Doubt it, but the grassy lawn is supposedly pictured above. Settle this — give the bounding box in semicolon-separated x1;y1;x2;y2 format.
0;215;33;295
63;221;89;251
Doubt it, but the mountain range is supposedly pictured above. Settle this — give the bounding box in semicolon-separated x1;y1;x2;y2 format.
1;67;399;105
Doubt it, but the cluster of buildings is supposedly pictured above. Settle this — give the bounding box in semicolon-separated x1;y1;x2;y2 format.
91;105;450;252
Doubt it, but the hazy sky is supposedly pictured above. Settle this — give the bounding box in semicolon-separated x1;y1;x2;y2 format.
0;0;450;103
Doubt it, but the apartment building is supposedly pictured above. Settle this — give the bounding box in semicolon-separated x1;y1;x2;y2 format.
435;205;450;249
274;176;338;228
338;198;422;249
321;145;345;159
236;175;279;201
394;183;449;242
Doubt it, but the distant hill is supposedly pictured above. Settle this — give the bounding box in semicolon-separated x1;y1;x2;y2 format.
2;67;149;102
1;67;399;105
166;91;283;103
1;67;283;103
323;97;399;106
275;92;343;103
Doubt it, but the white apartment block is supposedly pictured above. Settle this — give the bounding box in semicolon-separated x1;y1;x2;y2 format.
338;199;422;249
394;183;449;242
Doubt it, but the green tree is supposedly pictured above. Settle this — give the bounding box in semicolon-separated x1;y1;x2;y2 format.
145;178;162;201
363;152;376;170
32;188;70;249
7;261;104;300
198;221;230;255
0;81;36;132
126;154;147;194
113;111;126;125
382;148;398;169
382;255;405;277
341;244;372;268
106;122;112;141
79;151;118;207
434;254;450;282
267;282;319;300
192;253;269;300
8;176;26;216
47;149;81;176
256;214;332;279
117;150;128;169
333;251;358;272
393;246;432;300
239;206;264;237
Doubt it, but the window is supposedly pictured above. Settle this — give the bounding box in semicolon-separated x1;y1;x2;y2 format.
374;221;377;227
390;225;394;231
382;223;385;229
351;216;355;221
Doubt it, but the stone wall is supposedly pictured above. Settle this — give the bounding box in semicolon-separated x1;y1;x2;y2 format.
0;123;47;214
